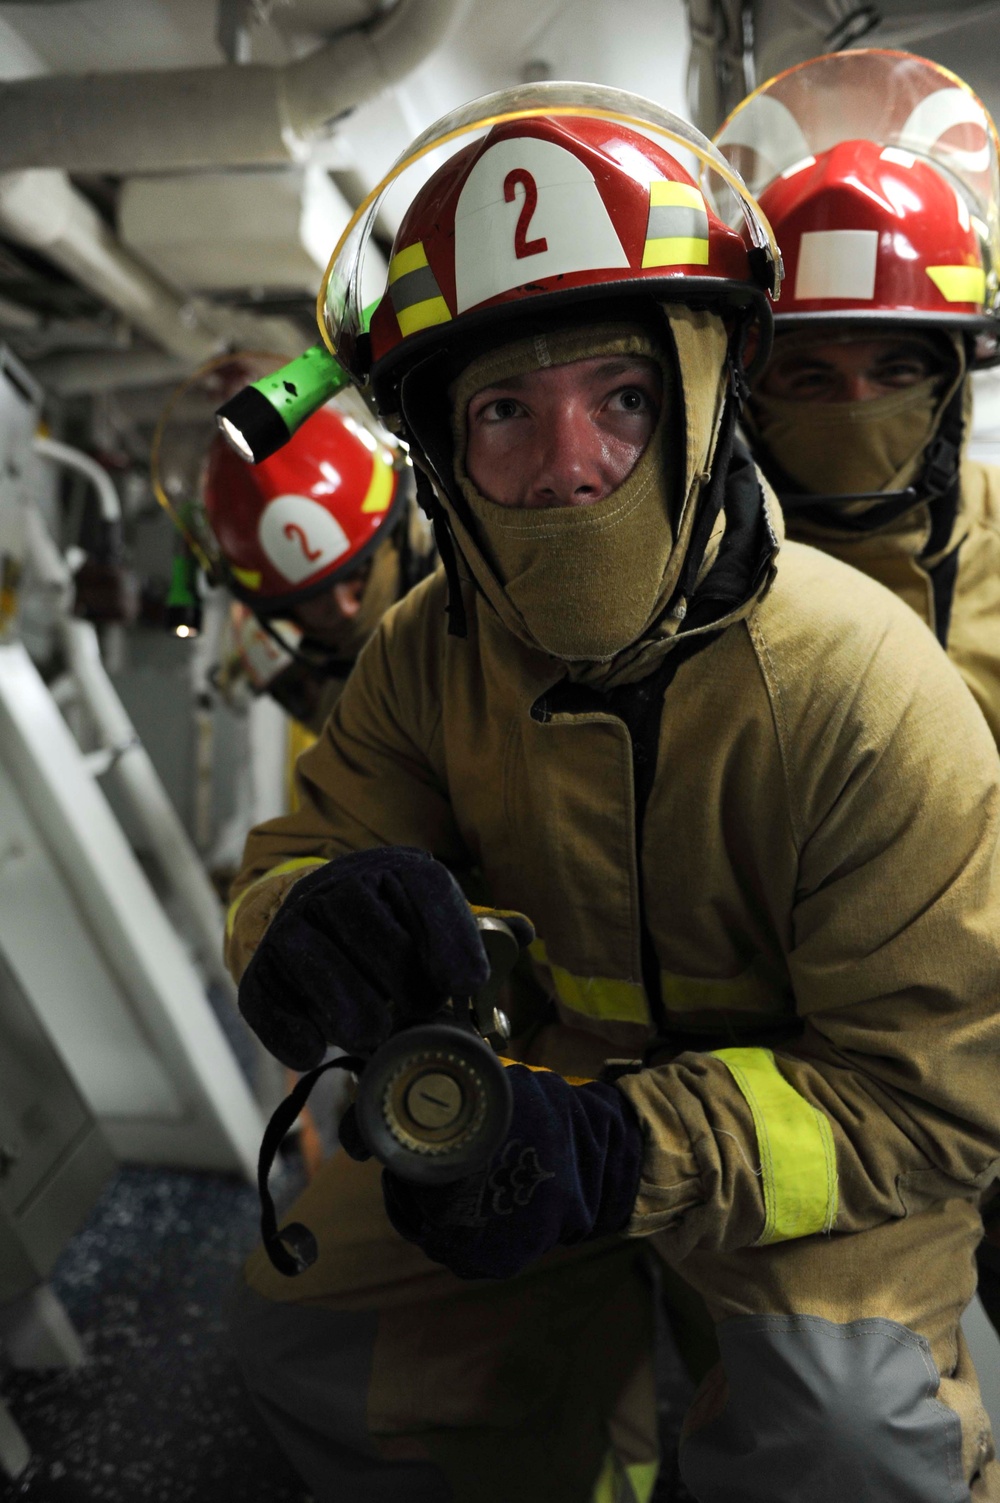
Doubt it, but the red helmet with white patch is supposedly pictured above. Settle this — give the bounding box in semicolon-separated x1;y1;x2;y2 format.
203;405;404;613
318;82;781;400
366;115;767;395
712;50;1000;365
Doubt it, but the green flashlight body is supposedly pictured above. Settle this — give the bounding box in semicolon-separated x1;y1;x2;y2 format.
216;343;352;464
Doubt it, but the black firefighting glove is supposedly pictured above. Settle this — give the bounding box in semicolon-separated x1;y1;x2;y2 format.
238;846;512;1070
381;1062;645;1280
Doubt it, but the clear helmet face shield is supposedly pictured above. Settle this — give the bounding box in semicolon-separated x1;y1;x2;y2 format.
315;81;782;383
709;50;1000;330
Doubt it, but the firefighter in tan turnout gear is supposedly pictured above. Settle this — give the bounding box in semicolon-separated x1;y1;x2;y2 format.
225;84;1000;1503
203;404;434;735
715;49;1000;1334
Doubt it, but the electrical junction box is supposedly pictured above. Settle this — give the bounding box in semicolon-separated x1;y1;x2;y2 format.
119;165;359;296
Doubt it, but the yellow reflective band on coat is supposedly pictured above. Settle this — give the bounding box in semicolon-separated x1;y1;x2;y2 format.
660;959;778;1018
926;264;987;305
712;1047;838;1244
225;856;328;939
286;720;317;813
591;1449;659;1503
530;939;651;1026
388;240;452;337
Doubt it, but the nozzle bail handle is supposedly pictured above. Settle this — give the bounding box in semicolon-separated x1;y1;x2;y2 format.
258;1053;364;1276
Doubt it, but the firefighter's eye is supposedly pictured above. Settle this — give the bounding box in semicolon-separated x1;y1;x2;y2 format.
476;397;523;423
609;386;650;413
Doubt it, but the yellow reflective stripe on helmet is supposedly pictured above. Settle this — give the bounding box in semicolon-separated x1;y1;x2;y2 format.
361;452;395;514
388;241;429;283
395;296;452;336
231;564;262;591
225;857;328;939
644;181;709;268
713;1047;838;1244
649;179;705;211
388;239;452;336
642;235;711;268
926;264;986;305
530;939;651;1026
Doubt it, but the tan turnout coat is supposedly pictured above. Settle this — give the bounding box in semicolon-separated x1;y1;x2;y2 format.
784;458;1000;746
228;473;1000;1261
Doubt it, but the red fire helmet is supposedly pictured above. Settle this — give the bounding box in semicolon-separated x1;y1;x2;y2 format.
318;82;781;401
203;404;404;613
712;50;1000;365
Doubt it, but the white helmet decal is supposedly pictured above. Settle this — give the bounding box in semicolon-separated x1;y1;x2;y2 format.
454;136;629;314
258;494;351;585
899;87;992;176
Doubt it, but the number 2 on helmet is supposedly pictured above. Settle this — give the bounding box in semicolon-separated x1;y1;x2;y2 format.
504;169;548;259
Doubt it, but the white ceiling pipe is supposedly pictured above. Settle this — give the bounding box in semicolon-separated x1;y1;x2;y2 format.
0;175;306;370
0;0;466;175
30;349;192;398
34;434;121;525
0;170;220;362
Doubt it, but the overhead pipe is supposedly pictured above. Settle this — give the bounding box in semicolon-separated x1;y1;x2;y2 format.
30;349;192;398
0;170;220;362
0;0;466;175
0;172;307;369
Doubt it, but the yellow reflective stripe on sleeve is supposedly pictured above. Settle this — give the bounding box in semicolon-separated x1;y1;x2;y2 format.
360;452;395;514
712;1046;838;1244
642;236;710;268
530;939;651;1026
926;264;986;304
225;856;328;939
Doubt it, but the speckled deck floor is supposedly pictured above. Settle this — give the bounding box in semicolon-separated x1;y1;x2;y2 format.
1;1162;312;1503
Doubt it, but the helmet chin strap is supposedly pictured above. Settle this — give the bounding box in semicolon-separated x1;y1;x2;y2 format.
412;466;469;640
255;614;357;681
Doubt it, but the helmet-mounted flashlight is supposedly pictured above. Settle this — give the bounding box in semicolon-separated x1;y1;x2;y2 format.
165;550;202;639
214;343;353;464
